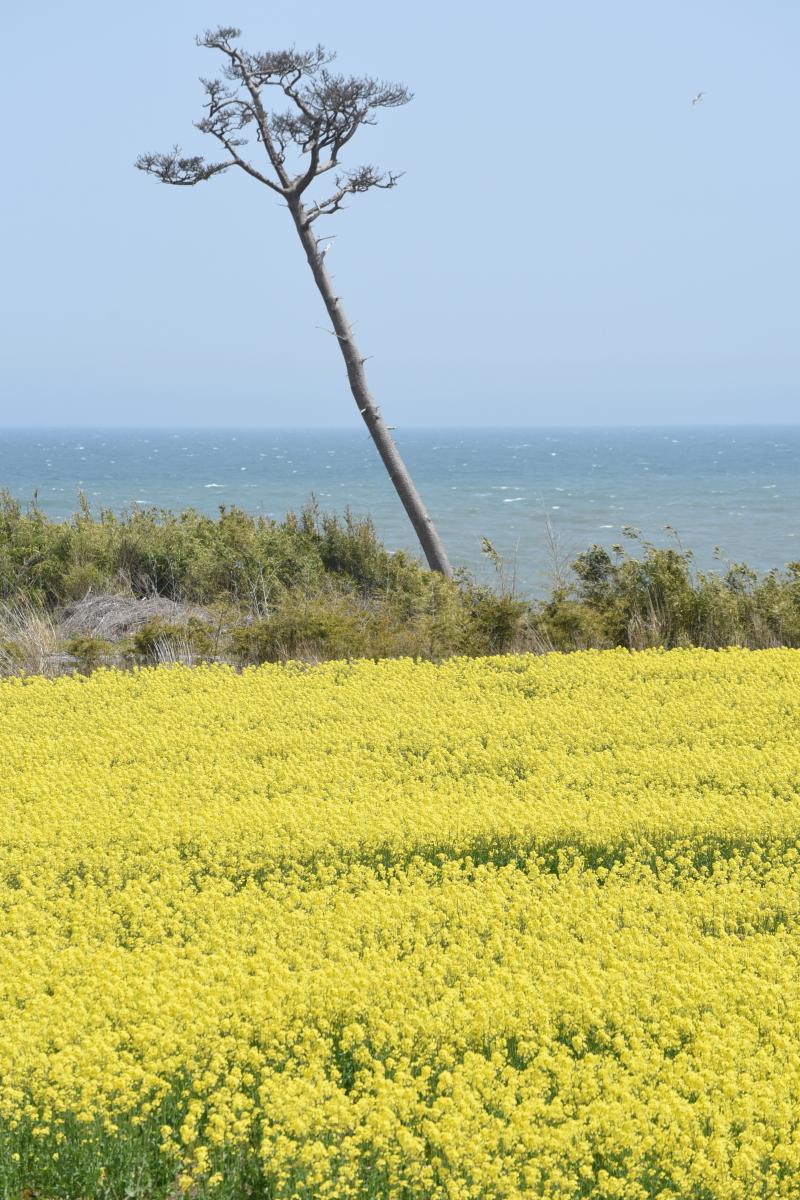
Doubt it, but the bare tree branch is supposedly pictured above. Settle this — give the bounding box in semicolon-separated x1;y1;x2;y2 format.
196;28;298;190
192;77;282;190
135;146;231;185
304;167;404;224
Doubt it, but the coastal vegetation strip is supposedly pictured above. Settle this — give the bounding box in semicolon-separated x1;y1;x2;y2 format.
2;493;800;676
1;650;800;1197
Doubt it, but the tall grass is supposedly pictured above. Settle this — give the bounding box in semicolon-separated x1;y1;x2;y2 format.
0;599;62;675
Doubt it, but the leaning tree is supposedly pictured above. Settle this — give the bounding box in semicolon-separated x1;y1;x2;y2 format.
137;26;452;577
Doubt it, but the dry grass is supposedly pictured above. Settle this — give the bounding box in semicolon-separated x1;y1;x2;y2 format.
0;600;64;676
59;592;212;641
151;634;201;667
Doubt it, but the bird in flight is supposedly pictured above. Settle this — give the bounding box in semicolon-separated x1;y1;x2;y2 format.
691;91;704;106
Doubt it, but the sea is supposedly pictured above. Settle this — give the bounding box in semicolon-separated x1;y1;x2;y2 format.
1;427;798;598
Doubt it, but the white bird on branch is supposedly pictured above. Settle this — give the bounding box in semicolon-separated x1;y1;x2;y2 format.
691;91;704;106
319;242;333;260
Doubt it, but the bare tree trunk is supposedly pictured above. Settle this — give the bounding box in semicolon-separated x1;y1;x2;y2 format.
289;200;453;577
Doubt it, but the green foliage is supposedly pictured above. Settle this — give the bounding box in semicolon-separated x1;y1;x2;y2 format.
536;532;800;651
61;563;108;601
0;492;428;609
0;638;22;665
227;574;528;666
131;617;215;662
465;590;528;654
2;494;800;666
65;636;113;672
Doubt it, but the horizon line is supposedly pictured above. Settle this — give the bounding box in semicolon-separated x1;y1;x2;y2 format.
2;422;800;433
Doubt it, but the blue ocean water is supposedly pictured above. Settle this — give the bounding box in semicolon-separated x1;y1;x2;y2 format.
1;427;798;597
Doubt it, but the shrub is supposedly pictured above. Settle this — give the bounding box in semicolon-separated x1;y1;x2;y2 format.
65;635;113;673
132;617;215;662
532;532;800;652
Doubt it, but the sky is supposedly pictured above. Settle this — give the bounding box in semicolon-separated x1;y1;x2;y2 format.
1;0;798;428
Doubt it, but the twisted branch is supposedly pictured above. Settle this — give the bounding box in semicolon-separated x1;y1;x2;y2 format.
136;25;411;209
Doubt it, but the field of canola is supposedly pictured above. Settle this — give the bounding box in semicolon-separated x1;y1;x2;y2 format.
2;649;800;1199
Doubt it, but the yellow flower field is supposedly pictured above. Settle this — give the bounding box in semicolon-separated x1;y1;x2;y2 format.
2;649;800;1198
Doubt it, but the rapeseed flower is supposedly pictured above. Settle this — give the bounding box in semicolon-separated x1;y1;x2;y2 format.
0;650;799;1197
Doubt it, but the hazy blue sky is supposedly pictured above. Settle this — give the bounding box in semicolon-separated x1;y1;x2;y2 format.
2;0;798;428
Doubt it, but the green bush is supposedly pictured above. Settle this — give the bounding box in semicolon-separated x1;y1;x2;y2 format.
533;532;800;651
131;617;216;662
465;590;528;654
0;493;430;610
61;563;109;601
65;635;113;672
